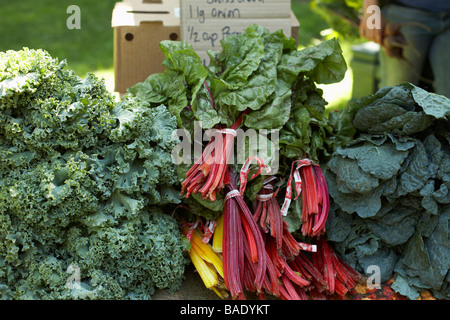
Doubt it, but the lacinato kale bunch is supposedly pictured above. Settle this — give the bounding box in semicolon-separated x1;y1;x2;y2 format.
324;83;450;299
0;48;189;299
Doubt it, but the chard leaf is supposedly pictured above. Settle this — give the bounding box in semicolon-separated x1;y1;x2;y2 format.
190;84;221;129
328;108;358;146
160;40;208;104
127;70;187;127
186;193;224;221
304;38;347;84
243;83;291;129
211;24;265;89
216;27;284;112
126;73;169;104
278;38;347;84
283;193;303;233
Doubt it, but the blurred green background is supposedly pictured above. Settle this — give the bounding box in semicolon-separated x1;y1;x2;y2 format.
0;0;362;108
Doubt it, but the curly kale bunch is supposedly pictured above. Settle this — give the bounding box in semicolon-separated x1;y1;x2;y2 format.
0;48;189;299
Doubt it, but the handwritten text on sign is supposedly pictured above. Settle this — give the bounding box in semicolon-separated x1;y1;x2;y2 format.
181;0;291;50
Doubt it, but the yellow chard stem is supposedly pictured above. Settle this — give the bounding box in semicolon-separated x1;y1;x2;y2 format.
212;214;224;253
189;246;219;289
191;229;224;279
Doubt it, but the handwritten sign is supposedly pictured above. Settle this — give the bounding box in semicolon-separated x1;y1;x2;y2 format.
180;0;292;62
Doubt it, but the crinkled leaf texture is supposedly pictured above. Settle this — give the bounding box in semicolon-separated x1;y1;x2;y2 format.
0;49;189;300
325;83;450;299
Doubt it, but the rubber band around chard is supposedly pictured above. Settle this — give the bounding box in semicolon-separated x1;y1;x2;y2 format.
298;242;317;252
225;189;241;201
255;177;281;202
239;156;271;195
181;220;200;241
206;128;237;137
181;218;217;243
202;220;217;243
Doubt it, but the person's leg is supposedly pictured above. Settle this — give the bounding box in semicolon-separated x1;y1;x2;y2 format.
379;4;437;88
428;13;450;97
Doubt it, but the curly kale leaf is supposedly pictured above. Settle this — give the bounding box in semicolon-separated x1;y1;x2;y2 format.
0;49;188;300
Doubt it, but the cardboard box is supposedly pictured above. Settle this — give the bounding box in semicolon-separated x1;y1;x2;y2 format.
180;0;294;64
112;0;180;94
112;0;300;94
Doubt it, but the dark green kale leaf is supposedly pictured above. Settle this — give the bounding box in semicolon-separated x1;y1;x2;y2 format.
325;83;450;299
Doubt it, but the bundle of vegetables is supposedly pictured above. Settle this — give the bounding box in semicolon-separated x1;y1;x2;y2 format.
129;25;365;300
222;169;268;299
129;24;347;219
180;110;249;201
0;48;189;299
180;218;228;299
129;25;346;167
325;83;450;299
281;158;330;237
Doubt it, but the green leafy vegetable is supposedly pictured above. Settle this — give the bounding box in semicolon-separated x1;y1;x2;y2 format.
0;48;189;300
129;25;348;226
325;83;450;299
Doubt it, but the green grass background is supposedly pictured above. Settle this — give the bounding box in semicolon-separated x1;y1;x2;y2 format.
0;0;117;74
0;0;358;108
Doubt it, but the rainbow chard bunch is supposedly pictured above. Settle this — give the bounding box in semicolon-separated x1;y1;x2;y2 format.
180;219;228;299
253;177;308;261
282;159;329;237
221;169;322;300
311;237;366;298
127;24;370;300
180;158;362;300
181;111;248;201
222;170;267;299
253;177;284;249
